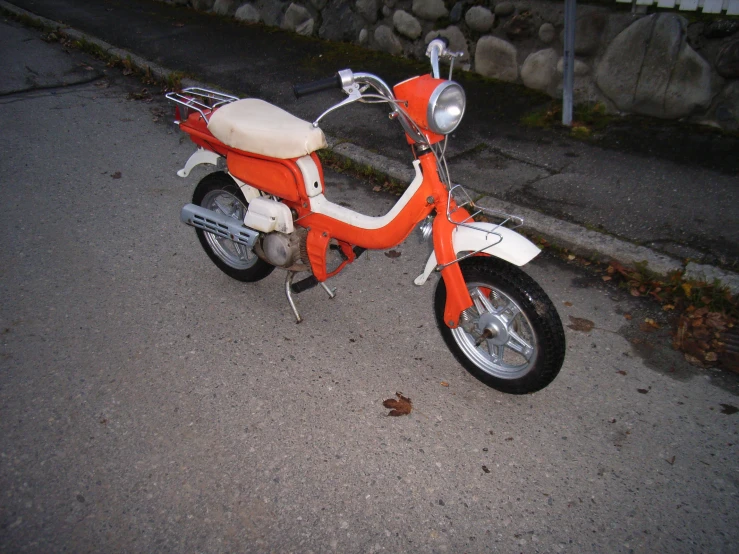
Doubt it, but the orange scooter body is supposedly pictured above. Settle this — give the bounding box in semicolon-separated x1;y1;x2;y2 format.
178;100;473;327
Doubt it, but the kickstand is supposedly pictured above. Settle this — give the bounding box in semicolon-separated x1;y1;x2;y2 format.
285;272;339;323
285;272;303;323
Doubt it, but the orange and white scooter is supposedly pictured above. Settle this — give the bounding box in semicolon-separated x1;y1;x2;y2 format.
167;39;565;394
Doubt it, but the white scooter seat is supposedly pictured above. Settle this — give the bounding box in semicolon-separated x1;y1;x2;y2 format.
207;98;327;160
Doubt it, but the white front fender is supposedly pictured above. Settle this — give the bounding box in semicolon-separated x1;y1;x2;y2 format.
414;223;540;286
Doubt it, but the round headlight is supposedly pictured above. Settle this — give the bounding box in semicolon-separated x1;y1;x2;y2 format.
427;82;466;135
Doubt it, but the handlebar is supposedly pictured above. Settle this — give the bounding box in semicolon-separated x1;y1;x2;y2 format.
293;74;342;98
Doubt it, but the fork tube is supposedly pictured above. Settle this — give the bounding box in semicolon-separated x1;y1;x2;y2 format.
418;153;474;329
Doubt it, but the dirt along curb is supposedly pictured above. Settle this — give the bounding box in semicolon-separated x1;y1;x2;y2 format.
4;0;737;296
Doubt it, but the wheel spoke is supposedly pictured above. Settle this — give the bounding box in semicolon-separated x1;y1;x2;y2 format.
213;196;237;218
231;241;247;261
485;341;503;361
506;329;534;359
473;287;496;314
499;302;521;325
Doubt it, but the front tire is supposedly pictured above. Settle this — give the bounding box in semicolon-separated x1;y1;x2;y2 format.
191;171;274;282
434;257;565;394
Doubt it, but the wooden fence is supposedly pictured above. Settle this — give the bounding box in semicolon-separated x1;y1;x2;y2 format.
614;0;739;15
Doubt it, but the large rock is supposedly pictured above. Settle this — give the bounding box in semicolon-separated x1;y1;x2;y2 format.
596;14;712;119
212;0;235;15
259;2;287;26
465;6;495;33
475;36;518;82
716;37;739;79
234;3;260;23
191;0;215;10
539;22;555;43
712;80;738;130
393;10;422;40
556;57;590;76
355;0;378;23
412;0;448;21
521;48;558;92
426;26;470;61
703;19;739;39
374;25;403;55
573;11;608;55
450;2;463;23
319;0;363;41
504;11;534;40
282;3;313;34
495;2;515;17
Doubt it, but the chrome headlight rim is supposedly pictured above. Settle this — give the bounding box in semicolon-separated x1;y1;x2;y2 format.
427;81;466;135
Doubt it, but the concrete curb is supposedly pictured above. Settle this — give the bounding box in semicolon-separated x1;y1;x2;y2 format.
4;0;737;294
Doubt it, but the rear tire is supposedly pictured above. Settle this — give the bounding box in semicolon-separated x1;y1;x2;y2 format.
191;171;274;282
434;257;565;394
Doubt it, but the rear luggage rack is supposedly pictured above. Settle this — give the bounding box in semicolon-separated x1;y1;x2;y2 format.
166;87;240;123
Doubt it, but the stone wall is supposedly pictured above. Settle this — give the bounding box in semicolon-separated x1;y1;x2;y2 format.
161;0;739;129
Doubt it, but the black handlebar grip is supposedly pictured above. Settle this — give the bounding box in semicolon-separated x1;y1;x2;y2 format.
293;74;342;98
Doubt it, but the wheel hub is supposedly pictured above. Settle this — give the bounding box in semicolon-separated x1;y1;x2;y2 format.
477;312;509;346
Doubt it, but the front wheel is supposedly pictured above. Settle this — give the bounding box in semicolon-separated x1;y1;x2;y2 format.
434;257;565;394
191;171;275;282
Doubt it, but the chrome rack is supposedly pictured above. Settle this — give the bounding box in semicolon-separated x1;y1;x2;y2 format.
436;184;525;271
165;87;240;124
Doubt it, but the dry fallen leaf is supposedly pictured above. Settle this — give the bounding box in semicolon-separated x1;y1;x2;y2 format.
372;185;382;192
563;301;573;307
111;171;122;179
384;250;401;259
567;315;595;333
440;381;449;387
624;313;632;320
383;392;412;417
602;276;612;282
637;388;649;394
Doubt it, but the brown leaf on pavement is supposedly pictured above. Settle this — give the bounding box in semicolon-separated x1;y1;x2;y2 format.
567;316;594;333
384;250;401;258
111;171;122;179
383;393;412;416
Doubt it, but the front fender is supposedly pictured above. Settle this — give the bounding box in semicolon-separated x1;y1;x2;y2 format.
414;223;540;286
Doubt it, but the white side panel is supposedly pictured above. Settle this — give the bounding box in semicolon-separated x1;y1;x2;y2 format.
414;224;540;285
296;155;323;198
243;197;294;233
309;161;423;229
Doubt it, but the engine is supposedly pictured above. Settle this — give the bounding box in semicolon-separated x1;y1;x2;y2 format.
255;227;310;272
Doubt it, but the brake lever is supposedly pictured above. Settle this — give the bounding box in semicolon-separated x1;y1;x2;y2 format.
312;82;362;127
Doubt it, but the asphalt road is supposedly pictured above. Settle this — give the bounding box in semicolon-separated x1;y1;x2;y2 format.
1;19;738;554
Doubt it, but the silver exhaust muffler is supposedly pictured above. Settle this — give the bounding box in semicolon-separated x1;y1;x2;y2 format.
180;203;259;247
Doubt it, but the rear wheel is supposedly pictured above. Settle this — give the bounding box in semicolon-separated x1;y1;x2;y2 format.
192;171;274;282
434;257;565;394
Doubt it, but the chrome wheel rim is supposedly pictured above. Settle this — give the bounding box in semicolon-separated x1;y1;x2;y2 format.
201;190;257;270
451;282;538;379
